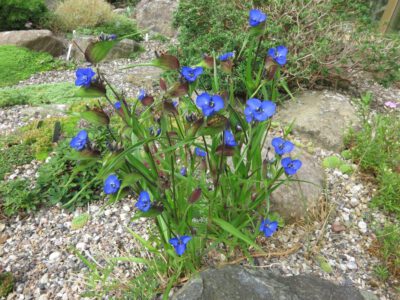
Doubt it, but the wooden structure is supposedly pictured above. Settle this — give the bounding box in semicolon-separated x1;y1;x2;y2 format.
379;0;400;32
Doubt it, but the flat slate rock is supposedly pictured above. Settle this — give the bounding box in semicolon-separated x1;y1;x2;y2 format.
172;265;377;300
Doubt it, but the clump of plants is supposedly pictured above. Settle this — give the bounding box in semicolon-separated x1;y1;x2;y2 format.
173;0;400;89
0;46;73;88
0;139;33;180
68;10;303;298
0;82;83;108
76;15;142;42
0;0;47;30
54;0;114;31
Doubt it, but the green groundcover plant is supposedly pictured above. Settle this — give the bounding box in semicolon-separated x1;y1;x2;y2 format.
68;11;302;298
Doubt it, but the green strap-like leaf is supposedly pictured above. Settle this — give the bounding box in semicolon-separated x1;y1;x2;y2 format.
213;218;263;252
85;40;118;64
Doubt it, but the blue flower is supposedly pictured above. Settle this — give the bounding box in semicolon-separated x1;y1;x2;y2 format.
196;92;224;116
169;235;192;256
104;174;120;195
267;46;288;66
149;127;161;136
109;34;117;40
172;101;179;107
138;89;146;101
259;218;278;237
69;130;88;151
181;66;203;83
218;52;234;62
195;147;206;157
224;130;237;147
114;101;121;109
75;68;96;87
272;137;294;155
249;9;267;27
281;157;302;175
135;191;151;212
244;98;276;123
180;167;187;176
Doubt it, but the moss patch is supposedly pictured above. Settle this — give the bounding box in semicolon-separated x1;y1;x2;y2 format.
0;45;73;88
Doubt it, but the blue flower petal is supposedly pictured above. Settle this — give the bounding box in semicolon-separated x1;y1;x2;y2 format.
212;95;224;112
196;93;211;108
181;235;192;244
169;238;179;247
246;98;262;110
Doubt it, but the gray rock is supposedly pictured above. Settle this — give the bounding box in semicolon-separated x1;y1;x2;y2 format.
264;139;325;222
0;30;65;57
172;265;367;300
135;0;178;37
275;91;360;152
71;36;141;62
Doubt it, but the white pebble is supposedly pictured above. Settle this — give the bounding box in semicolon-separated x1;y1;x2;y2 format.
49;251;61;263
358;221;367;233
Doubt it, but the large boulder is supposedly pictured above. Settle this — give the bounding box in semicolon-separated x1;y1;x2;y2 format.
0;30;65;57
70;36;141;62
263;139;325;222
275;90;360;152
172;265;377;300
135;0;178;37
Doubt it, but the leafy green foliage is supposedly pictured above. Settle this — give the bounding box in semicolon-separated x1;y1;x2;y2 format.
346;113;400;216
0;0;47;30
19;116;80;160
0;83;83;108
35;142;103;208
76;15;143;41
0;141;33;180
0;179;39;216
0;46;74;88
374;223;400;281
173;0;400;88
0;272;14;298
322;156;343;169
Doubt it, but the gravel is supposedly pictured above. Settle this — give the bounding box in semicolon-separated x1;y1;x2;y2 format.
1;37;399;299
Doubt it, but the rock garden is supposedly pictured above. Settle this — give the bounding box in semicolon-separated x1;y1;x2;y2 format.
0;1;399;299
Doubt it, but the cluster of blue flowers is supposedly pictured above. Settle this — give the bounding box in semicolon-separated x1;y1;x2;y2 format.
69;8;302;255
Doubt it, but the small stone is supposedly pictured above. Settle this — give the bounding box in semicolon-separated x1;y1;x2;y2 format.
358;221;367;233
0;223;5;232
350;198;359;207
49;251;61;263
76;242;86;250
347;261;358;270
331;221;346;233
40;273;49;285
38;294;48;300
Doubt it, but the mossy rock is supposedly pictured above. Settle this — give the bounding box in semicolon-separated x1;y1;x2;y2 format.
339;164;354;174
322;156;343;169
0;272;14;297
341;150;352;160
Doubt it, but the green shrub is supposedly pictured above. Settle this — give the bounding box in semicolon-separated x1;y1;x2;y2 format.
345;113;400;216
0;46;73;88
0;0;47;31
19;116;80;160
0;179;39;216
173;0;400;88
76;15;142;41
375;223;400;280
34;140;103;208
54;0;114;31
0;83;83;108
0;141;34;180
372;170;400;215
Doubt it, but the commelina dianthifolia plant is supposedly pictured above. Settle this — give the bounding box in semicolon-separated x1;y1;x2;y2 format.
69;10;301;296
